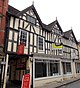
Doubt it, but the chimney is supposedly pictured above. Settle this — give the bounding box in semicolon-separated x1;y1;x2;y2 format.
0;0;8;53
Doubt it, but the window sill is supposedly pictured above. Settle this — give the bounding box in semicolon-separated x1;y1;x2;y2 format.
35;75;62;81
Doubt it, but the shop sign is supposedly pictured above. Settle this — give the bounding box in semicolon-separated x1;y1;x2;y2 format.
52;43;63;49
16;62;26;70
21;74;30;88
17;43;24;54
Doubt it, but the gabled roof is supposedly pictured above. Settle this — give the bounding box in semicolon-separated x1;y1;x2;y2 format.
8;5;50;31
18;5;51;31
48;20;63;33
17;5;43;28
63;29;78;43
8;5;20;16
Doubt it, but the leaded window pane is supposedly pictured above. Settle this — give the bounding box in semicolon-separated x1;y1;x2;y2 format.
20;30;27;46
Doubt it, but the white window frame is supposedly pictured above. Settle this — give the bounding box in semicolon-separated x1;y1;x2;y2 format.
38;36;45;52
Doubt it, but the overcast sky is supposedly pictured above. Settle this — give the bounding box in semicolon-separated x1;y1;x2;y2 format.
9;0;80;40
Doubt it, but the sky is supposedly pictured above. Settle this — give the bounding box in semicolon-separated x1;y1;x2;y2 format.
9;0;80;40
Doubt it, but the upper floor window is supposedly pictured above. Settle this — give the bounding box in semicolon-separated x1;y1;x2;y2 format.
20;29;27;46
27;15;36;24
38;36;44;51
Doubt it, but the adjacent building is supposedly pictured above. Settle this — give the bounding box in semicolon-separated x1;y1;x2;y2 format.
0;2;80;88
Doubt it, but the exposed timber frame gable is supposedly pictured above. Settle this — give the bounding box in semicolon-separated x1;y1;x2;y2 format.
5;5;78;60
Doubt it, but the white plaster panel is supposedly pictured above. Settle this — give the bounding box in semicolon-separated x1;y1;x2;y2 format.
40;29;42;36
7;42;12;51
30;47;33;54
13;43;17;52
34;34;37;46
14;32;18;41
24;48;28;54
31;26;34;33
14;18;19;30
46;32;48;40
34;26;39;34
22;16;26;20
10;17;14;28
26;24;30;31
20;20;23;28
34;48;36;53
30;33;33;45
48;33;50;40
43;31;45;37
24;22;28;29
9;30;13;40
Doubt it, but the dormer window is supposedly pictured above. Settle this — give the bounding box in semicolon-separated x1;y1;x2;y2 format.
27;15;36;24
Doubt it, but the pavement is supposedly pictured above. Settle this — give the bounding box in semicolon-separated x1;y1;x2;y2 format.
36;75;80;88
4;74;80;88
6;81;21;88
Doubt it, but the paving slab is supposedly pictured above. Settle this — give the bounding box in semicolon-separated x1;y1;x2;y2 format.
36;75;80;88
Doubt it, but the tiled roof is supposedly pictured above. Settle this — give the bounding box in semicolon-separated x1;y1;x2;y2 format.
63;29;78;43
48;20;63;33
63;30;72;39
8;5;20;16
7;5;62;32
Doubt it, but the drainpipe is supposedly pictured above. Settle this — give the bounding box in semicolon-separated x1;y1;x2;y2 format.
30;54;33;88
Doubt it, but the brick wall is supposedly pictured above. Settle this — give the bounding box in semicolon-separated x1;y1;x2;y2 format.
0;0;8;48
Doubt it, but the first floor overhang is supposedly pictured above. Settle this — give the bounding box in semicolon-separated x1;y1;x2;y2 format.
7;52;33;60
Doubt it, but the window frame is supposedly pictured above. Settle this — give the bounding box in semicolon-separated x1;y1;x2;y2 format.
27;15;36;25
8;29;18;52
38;36;45;51
19;29;27;47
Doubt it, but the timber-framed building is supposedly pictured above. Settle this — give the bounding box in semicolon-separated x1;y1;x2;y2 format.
1;3;80;88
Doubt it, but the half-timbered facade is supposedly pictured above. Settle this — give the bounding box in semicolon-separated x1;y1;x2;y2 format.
62;30;79;77
3;4;80;88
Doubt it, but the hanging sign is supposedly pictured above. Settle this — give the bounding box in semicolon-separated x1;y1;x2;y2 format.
17;43;24;54
21;74;30;88
53;43;63;49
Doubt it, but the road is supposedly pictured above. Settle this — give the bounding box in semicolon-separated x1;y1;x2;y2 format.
58;80;80;88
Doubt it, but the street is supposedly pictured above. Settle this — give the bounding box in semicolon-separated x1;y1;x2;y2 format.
58;80;80;88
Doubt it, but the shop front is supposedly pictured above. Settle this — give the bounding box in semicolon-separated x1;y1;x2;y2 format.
8;53;31;86
32;54;62;87
32;54;74;87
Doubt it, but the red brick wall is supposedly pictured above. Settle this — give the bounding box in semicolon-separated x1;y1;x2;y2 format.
0;0;8;47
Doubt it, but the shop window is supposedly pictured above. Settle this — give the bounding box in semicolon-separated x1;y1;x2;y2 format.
38;36;44;51
35;62;47;78
20;29;27;46
50;62;60;76
62;62;71;74
66;63;71;73
35;60;60;78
